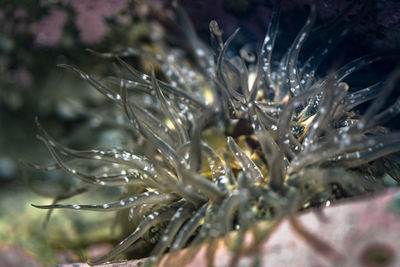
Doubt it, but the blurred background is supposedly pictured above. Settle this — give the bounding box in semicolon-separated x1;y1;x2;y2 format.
0;0;399;265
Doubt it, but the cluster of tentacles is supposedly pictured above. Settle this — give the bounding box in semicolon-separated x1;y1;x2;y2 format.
31;1;400;265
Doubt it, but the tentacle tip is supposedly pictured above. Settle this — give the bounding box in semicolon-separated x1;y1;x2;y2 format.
34;116;40;126
85;48;98;55
56;63;68;69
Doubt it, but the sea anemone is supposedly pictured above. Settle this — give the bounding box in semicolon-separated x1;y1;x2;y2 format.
31;0;400;265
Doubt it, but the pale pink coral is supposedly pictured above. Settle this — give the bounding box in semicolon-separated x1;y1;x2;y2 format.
30;8;67;46
29;0;129;46
62;0;129;44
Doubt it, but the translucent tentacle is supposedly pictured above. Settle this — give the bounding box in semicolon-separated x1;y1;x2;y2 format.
335;142;400;169
172;0;213;76
216;28;244;102
151;67;189;145
121;84;182;167
58;64;121;102
260;0;281;93
227;137;263;183
359;69;400;130
290;132;400;174
302;76;336;146
249;101;284;187
32;192;176;212
147;204;194;264
345;81;384;111
170;204;207;251
88;204;181;265
116;57;205;109
177;164;226;203
286;4;316;96
150;154;206;204
277;86;322;158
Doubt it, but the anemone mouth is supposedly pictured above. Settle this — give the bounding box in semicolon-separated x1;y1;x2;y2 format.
30;1;400;265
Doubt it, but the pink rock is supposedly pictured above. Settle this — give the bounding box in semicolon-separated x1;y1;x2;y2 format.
72;189;400;267
0;245;42;267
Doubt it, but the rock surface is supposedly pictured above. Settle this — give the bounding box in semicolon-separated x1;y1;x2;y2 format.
63;188;400;266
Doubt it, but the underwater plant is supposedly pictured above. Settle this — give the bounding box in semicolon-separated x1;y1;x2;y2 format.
31;0;400;265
